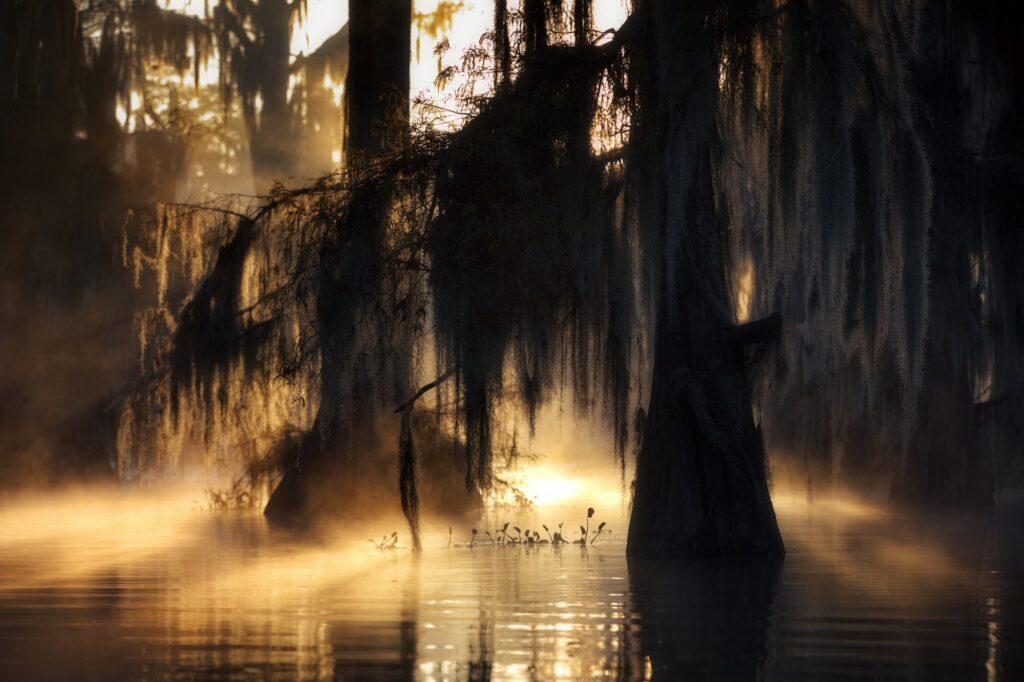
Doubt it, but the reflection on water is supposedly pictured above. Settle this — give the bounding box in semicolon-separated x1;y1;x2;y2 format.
629;557;781;679
0;489;1022;680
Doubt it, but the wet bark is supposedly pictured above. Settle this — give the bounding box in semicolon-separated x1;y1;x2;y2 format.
626;0;784;558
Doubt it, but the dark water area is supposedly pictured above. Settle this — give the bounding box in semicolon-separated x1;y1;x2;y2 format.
0;491;1021;680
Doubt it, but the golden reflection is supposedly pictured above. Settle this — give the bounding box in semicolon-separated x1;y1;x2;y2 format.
771;489;890;521
0;485;1010;679
772;490;974;604
0;484;202;588
0;485;636;677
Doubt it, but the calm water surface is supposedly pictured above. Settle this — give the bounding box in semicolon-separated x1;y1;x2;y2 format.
0;490;1022;680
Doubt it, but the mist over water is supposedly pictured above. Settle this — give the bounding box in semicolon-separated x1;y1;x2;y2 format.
0;487;1021;680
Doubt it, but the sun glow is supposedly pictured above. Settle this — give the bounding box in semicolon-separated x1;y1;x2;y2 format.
495;466;584;507
519;475;581;506
487;457;624;513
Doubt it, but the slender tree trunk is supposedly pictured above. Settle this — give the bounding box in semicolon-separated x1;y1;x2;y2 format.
319;0;413;453
344;0;411;158
626;0;783;558
265;0;412;525
250;0;293;185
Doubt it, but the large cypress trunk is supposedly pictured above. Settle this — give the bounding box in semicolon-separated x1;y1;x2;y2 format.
628;286;785;556
890;1;1001;507
626;0;783;558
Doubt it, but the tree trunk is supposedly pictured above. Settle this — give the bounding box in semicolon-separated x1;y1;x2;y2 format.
890;214;993;505
890;1;999;507
626;0;784;558
892;333;992;505
250;0;294;186
979;5;1024;491
344;0;411;158
628;261;785;556
265;0;413;525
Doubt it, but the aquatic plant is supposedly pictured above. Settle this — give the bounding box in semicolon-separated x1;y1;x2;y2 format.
203;477;257;511
454;508;607;550
368;532;399;550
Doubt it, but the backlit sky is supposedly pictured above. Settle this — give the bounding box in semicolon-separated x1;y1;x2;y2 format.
162;1;630;100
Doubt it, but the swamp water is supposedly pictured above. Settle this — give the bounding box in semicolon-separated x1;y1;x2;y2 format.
0;488;1022;680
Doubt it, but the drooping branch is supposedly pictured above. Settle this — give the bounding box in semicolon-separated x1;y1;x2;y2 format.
395;365;458;552
393;366;458;414
398;409;421;551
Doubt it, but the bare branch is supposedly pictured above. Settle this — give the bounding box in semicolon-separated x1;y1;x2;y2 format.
394;366;458;414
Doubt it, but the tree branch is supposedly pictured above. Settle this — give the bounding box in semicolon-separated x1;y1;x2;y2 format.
730;312;783;347
394;366;458;414
975;391;1024;411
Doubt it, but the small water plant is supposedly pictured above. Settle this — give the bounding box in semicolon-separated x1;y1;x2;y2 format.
368;509;609;552
368;532;399;550
453;508;610;548
203;474;260;510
